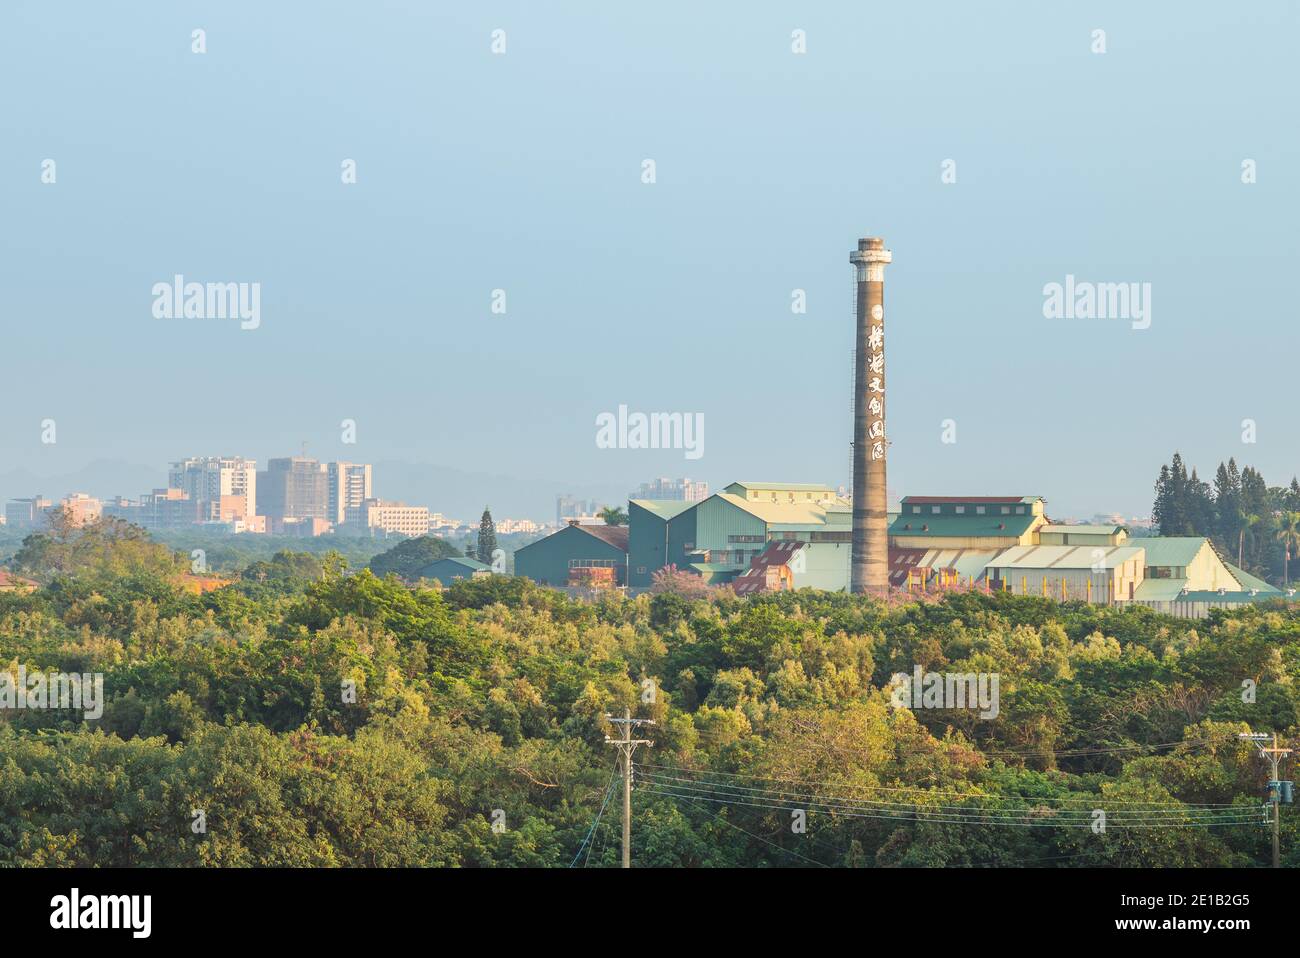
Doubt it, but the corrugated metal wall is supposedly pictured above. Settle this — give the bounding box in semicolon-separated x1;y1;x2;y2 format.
693;497;764;555
628;504;666;588
514;526;627;586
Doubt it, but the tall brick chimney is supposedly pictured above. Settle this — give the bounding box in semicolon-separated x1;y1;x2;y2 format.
850;237;892;594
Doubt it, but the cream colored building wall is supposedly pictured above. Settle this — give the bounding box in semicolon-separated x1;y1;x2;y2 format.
990;558;1144;604
1184;545;1239;591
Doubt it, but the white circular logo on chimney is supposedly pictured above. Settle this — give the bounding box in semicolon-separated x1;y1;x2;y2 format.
871;305;883;320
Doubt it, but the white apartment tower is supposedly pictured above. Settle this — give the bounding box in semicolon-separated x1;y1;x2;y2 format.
328;461;373;525
168;457;257;519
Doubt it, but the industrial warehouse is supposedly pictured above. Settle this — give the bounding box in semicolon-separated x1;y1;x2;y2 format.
513;484;1286;617
513;236;1292;619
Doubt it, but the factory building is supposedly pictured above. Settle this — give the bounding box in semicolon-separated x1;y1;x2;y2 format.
509;245;1291;614
1038;524;1128;547
628;499;696;588
891;503;1283;615
683;484;850;585
889;496;1047;587
415;556;492;585
512;480;1288;617
514;522;629;588
986;543;1147;603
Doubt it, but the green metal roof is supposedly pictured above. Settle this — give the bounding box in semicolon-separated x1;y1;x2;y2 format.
889;513;1037;538
717;493;838;526
726;481;837;493
1039;524;1126;536
901;495;1043;505
1224;561;1281;594
1133;579;1191;602
1178;590;1279;604
416;556;490;575
987;545;1144;570
629;499;696;520
1133;537;1208;567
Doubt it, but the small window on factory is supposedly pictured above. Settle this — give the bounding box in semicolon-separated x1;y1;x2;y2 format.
1015;506;1025;514
955;506;965;514
976;506;986;515
912;505;921;514
1000;507;1010;515
931;506;940;514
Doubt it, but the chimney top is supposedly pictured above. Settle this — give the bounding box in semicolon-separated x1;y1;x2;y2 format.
859;237;885;251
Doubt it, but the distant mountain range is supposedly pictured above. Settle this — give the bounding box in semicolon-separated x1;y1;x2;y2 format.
371;460;630;523
0;459;631;524
0;460;162;509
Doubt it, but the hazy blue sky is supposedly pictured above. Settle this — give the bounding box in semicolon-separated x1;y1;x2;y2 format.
2;1;1296;519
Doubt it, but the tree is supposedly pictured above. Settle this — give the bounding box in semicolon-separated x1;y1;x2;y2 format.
1213;460;1242;545
1153;454;1193;535
476;508;498;567
368;536;461;580
1276;512;1300;587
650;564;716;600
598;506;629;526
1153;463;1175;535
12;513;182;585
1187;468;1215;536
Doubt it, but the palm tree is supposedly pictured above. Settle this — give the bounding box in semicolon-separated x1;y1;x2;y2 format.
1242;512;1263;570
598;506;629;527
1275;511;1300;587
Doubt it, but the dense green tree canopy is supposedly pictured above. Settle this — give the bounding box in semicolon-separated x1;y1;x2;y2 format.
0;520;1296;867
367;536;461;580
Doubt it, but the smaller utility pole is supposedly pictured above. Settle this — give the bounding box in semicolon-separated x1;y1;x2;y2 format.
1240;731;1292;868
605;709;654;869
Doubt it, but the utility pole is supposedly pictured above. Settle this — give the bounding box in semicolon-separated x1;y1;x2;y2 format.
1240;731;1292;868
605;709;654;869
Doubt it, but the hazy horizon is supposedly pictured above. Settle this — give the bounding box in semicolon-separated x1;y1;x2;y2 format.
3;0;1296;521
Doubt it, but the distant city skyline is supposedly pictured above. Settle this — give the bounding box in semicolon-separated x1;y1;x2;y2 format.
1;449;1171;531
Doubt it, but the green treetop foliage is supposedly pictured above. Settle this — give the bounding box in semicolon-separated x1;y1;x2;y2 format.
1;518;1298;867
476;508;498;565
12;511;183;585
1153;451;1300;585
598;506;629;526
368;536;461;580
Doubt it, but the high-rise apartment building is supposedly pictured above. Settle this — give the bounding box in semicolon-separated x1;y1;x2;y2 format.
169;457;257;520
355;499;429;538
328;461;373;525
58;493;102;526
3;496;52;529
140;488;204;529
556;495;602;526
258;457;328;521
630;477;709;502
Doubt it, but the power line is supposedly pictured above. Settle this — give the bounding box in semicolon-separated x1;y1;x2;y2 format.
569;765;620;868
639;772;1253;820
605;709;654;868
1240;730;1293;868
673;793;829;868
641;783;1262;829
642;785;1261;830
641;773;1260;821
637;768;1263;828
637;763;1242;807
